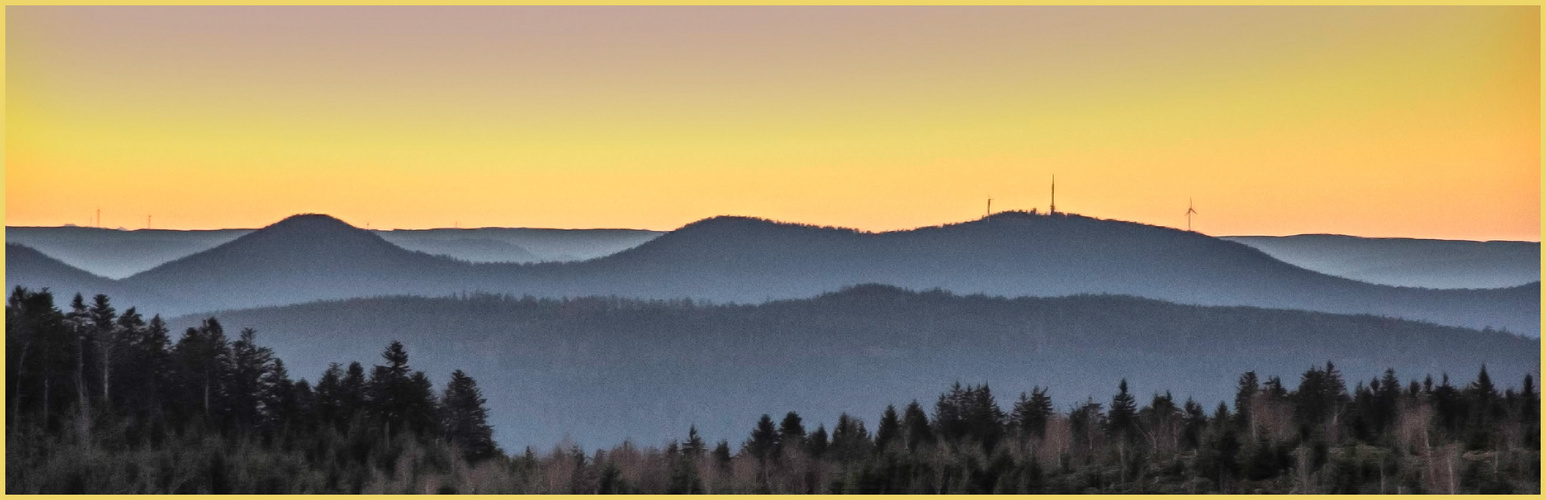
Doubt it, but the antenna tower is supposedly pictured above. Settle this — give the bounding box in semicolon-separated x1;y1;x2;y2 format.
1049;175;1056;215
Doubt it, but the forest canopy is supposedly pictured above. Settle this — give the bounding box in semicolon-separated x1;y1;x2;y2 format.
6;288;1539;494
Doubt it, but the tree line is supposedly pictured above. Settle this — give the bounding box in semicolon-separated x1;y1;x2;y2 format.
6;288;1539;493
6;288;496;493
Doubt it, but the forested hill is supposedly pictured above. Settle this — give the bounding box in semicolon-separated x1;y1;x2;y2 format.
175;284;1540;449
121;214;471;304
11;213;1539;335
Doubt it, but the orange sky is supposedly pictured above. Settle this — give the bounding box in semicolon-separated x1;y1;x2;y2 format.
5;6;1540;239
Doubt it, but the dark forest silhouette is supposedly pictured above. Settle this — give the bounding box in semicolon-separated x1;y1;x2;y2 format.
6;289;1538;494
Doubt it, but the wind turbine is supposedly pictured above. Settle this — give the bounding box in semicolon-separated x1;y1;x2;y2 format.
1186;198;1198;232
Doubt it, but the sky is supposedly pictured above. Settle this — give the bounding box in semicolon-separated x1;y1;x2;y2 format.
5;6;1540;240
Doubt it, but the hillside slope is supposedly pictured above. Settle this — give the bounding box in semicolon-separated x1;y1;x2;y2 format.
175;286;1541;449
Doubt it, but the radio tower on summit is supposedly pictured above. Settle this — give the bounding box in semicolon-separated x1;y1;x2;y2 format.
1049;175;1056;215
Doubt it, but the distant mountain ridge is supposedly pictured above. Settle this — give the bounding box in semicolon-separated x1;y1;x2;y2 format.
377;227;661;262
6;224;662;276
5;244;122;298
5;226;250;279
1226;234;1540;289
9;212;1540;335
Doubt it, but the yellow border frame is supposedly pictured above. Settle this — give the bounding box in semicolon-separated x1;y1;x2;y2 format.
0;3;1539;499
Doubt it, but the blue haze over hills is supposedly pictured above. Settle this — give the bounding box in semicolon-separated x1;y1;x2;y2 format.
4;212;1539;448
8;221;1537;290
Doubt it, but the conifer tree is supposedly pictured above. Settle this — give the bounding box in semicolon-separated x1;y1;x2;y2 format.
406;371;441;436
1519;375;1540;449
778;411;806;455
440;369;498;461
1180;397;1207;450
874;405;901;452
172;318;231;423
1140;391;1181;452
1233;372;1258;430
806;424;830;459
962;384;1006;452
88;294;118;406
65;294;92;431
369;341;417;437
901;400;933;451
229;328;274;429
1108;379;1138;443
341;361;367;424
314;363;346;431
712;439;733;471
831;413;872;462
1374;368;1401;438
1464;365;1501;450
747;414;780;460
1012;387;1054;441
684;425;706;458
934;382;967;442
259;358;296;433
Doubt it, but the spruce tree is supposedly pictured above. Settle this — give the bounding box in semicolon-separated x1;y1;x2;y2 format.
314;363;346;432
88;294;118;406
875;405;901;452
712;439;733;471
65;294;92;431
684;425;706;458
1234;372;1258;430
368;341;420;437
901;400;933;451
1180;397;1207;450
1520;375;1540;449
1464;365;1501;450
341;361;367;423
406;371;441;436
229;328;274;429
1010;390;1039;441
440;369;498;461
1108;379;1137;443
831;414;872;462
806;424;830;459
778;411;806;455
747;414;780;460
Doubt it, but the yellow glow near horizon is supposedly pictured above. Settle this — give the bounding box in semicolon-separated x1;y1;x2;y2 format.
4;6;1539;239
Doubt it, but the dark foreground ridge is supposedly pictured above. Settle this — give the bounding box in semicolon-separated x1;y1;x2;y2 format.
7;288;1539;494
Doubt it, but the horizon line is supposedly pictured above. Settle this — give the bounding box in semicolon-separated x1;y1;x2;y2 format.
5;211;1541;243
